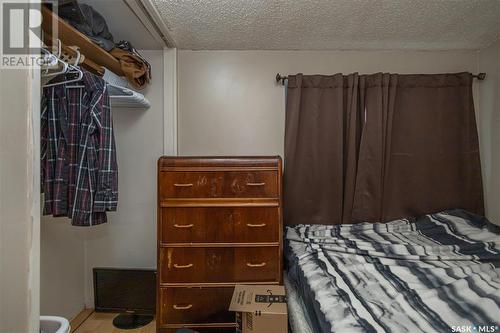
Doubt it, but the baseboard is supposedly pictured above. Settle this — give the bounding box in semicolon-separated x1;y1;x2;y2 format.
70;308;94;333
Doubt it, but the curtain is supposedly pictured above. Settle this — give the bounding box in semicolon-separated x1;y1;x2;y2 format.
284;72;484;225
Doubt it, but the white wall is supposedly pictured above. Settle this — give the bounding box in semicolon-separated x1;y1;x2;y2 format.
178;50;479;156
40;219;86;319
0;68;37;332
478;40;500;225
83;50;164;306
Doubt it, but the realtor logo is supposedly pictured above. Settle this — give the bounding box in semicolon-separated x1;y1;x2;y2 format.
0;0;57;68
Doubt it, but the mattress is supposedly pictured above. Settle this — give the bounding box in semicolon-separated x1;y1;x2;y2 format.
285;209;500;333
284;271;314;333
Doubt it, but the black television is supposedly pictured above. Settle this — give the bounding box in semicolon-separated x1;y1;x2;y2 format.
93;268;156;328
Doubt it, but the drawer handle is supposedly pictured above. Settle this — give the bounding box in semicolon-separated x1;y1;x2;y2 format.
246;262;267;268
174;183;193;187
246;182;266;186
246;223;267;228
174;263;194;269
173;223;194;229
173;304;193;310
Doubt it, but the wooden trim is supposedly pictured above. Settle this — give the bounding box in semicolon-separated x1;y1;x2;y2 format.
160;281;280;288
158;156;281;168
278;156;284;284
43;34;104;76
157;159;162;333
160;198;279;207
160;242;279;248
41;6;123;76
162;323;238;329
159;166;279;172
70;308;94;333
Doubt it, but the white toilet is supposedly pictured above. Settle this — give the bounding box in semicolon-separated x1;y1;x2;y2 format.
40;316;70;333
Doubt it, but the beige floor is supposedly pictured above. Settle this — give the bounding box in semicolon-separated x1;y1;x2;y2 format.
72;312;156;333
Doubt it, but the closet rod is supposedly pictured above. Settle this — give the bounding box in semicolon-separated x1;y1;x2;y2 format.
275;72;487;85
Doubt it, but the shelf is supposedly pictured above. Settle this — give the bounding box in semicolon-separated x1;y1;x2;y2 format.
41;6;123;76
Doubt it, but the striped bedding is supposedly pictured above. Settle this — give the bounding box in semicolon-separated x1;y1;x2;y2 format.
285;209;500;333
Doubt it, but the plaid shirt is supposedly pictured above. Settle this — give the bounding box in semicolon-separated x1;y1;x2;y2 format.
41;70;118;226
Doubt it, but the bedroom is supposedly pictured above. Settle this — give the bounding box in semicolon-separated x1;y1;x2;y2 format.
0;0;499;332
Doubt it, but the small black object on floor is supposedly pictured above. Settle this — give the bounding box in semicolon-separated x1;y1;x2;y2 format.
112;313;154;329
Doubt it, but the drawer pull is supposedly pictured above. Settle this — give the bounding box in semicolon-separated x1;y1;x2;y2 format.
174;263;194;269
246;262;267;268
174;183;194;187
173;304;193;310
246;182;266;186
173;223;194;229
246;223;267;228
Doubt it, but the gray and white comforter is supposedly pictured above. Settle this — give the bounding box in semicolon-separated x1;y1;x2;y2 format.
285;210;500;333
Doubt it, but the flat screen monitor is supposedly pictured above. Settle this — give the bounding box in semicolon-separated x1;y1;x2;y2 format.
93;268;156;314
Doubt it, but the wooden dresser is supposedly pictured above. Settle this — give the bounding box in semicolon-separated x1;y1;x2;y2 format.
156;156;283;333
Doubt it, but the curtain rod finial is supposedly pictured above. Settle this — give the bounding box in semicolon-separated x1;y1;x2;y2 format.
477;73;486;80
276;73;287;85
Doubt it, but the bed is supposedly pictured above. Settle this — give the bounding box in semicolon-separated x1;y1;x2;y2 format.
284;209;500;333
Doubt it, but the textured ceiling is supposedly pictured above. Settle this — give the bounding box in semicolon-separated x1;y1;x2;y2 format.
150;0;500;50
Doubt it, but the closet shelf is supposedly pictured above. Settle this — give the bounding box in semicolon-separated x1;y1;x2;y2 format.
41;6;124;77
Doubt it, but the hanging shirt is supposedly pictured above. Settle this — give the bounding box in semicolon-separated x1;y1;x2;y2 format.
41;83;73;218
41;70;118;226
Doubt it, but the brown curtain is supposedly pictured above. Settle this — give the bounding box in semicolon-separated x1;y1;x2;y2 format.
284;72;484;225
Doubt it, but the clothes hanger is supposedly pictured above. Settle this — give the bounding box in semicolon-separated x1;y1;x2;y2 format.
43;49;84;88
65;49;86;89
43;65;83;87
41;46;69;78
40;48;58;70
41;39;71;80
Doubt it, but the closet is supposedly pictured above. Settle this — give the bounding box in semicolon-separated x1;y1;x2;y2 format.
39;0;172;328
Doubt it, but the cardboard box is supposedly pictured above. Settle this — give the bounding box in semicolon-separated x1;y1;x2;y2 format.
229;285;287;333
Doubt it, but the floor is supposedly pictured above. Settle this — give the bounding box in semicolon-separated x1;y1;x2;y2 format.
72;312;156;333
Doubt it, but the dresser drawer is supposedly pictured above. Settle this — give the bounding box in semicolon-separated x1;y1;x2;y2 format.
158;287;235;325
159;171;278;199
159;247;279;284
159;328;235;333
160;207;279;244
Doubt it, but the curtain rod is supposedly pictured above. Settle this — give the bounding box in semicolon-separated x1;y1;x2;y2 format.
275;72;487;85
